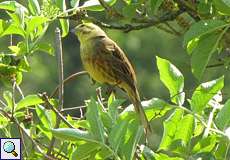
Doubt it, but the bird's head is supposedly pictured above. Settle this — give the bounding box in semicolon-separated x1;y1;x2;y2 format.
72;23;106;42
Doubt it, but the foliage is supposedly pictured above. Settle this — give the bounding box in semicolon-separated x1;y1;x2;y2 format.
0;0;229;159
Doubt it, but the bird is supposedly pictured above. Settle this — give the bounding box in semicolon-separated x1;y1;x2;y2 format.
72;23;152;140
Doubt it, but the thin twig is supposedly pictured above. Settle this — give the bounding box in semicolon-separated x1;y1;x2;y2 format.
47;28;64;156
61;105;86;112
203;107;217;138
11;80;16;118
50;71;88;98
0;109;56;160
39;93;74;128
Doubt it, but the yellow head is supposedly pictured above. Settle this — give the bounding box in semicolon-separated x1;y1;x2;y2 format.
72;23;107;42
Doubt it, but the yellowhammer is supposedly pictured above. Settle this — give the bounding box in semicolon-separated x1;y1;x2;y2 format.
72;23;152;138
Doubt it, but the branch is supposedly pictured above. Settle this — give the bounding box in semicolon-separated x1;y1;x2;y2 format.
50;71;88;98
0;109;56;160
39;93;75;129
47;28;64;156
85;10;184;32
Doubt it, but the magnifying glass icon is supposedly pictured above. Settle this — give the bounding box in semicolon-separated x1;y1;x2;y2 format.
3;141;18;157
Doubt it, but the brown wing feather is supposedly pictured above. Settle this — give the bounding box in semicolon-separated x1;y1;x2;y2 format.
93;36;137;91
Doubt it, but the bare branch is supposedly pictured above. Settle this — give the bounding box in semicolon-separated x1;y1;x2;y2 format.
50;71;88;98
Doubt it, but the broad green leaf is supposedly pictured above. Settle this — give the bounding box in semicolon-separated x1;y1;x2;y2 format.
191;76;224;113
154;153;184;160
3;90;13;108
86;98;105;143
183;20;228;47
36;105;52;129
174;114;195;146
26;16;49;34
18;56;30;72
28;0;41;15
140;145;155;160
108;93;124;122
150;0;164;14
0;1;28;13
159;109;183;150
71;0;80;8
79;0;117;11
71;142;101;160
59;19;69;37
108;120;128;152
52;128;93;141
16;95;43;110
215;99;230;130
192;135;217;154
35;43;54;56
156;56;184;105
121;98;173;121
0;20;4;34
214;139;228;159
121;120;144;160
7;10;25;28
1;24;25;38
122;4;138;18
191;32;224;80
95;147;112;159
213;0;230;15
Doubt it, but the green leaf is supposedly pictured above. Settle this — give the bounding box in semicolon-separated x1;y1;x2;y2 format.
36;105;53;131
0;1;28;13
122;4;138;18
95;147;112;159
28;0;41;15
3;90;13;108
140;145;155;160
156;56;184;105
191;32;224;80
86;98;105;143
16;95;43;110
150;0;164;14
0;19;4;34
52;128;93;141
79;0;117;11
154;153;184;160
183;20;228;47
35;43;54;56
71;0;80;8
159;109;183;150
215;99;230;130
191;76;224;113
108;93;124;123
71;142;101;160
108;120;128;152
121;120;144;160
1;23;26;38
192;135;216;154
213;0;230;15
26;16;49;34
174;114;195;146
121;98;173;121
59;19;69;37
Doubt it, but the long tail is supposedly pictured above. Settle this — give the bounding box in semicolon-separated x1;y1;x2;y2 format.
124;83;152;137
132;91;152;136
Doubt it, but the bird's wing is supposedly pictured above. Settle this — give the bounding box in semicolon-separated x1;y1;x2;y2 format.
93;36;137;91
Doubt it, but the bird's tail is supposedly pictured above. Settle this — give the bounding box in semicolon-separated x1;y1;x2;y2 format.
127;86;152;137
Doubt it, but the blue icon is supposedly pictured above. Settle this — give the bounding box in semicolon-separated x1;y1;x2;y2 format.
3;141;18;157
